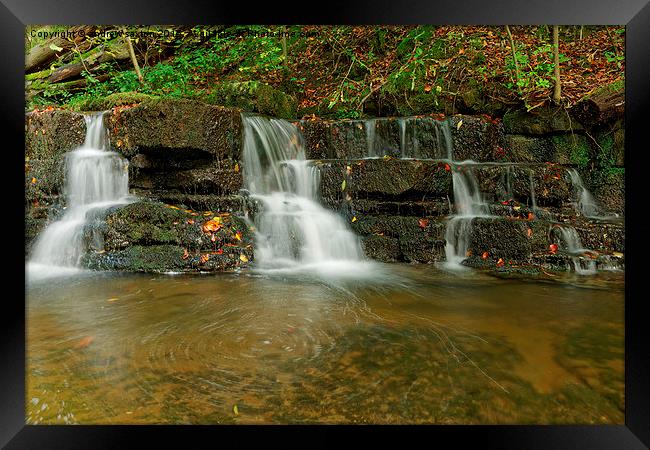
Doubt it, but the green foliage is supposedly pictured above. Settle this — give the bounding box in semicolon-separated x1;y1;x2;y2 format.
569;137;591;168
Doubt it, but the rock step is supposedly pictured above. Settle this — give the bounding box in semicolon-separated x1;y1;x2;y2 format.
81;201;254;273
315;159;624;215
352;215;624;264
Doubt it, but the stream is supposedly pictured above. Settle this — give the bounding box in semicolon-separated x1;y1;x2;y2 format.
26;265;623;424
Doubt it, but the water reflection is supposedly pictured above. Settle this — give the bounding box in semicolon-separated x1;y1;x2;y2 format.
26;264;624;424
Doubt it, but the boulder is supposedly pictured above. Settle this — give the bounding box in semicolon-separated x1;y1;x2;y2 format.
81;201;254;272
106;98;242;159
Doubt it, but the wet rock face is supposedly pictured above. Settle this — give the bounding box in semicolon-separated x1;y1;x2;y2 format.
25;110;86;160
298;115;504;161
82;201;253;273
24;99;625;274
106;99;242;160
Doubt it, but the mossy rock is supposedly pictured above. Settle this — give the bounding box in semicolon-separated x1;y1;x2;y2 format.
72;92;155;112
106;98;242;159
25;110;86;160
204;81;298;119
503;107;583;135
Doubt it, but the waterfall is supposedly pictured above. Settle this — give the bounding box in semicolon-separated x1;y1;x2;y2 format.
555;225;597;275
242;115;369;277
439;119;491;267
398;118;406;157
28;113;132;278
567;168;601;218
365;119;377;157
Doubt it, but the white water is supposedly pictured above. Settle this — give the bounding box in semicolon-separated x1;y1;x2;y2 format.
556;225;597;275
242;115;376;279
28;113;132;280
436;119;491;268
567;168;601;218
365;119;377;157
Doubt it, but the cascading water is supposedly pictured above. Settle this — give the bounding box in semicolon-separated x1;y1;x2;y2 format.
438;119;491;267
555;225;597;275
28;113;131;279
242;115;371;278
365;119;377;157
567;168;601;218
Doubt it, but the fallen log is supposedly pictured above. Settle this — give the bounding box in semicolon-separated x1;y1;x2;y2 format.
569;80;625;127
27;73;111;96
25;26;95;73
47;39;131;84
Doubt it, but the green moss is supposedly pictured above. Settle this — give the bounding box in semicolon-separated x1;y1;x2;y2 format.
69;92;155;112
569;136;591;168
203;81;297;119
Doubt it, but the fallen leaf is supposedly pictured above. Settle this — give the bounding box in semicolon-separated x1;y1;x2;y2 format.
496;258;505;267
549;244;559;255
31;177;37;184
182;249;189;260
418;218;429;229
211;234;217;242
482;252;489;260
233;405;239;415
351;216;357;223
74;336;94;349
424;84;432;92
444;163;451;172
202;219;223;233
240;254;249;263
612;251;624;258
527;212;535;221
107;297;119;303
234;231;242;241
456;120;463;130
341;179;346;191
200;254;210;263
527;228;533;238
234;163;240;173
187;219;194;225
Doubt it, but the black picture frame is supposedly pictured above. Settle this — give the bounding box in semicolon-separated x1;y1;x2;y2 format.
3;1;648;447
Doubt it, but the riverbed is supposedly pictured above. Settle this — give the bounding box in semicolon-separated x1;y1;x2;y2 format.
26;264;624;424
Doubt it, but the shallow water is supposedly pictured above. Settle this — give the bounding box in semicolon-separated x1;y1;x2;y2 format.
26;264;624;424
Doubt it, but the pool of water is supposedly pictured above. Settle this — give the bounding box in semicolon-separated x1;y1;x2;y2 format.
26;264;624;424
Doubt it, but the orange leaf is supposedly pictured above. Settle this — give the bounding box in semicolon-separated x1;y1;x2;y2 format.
418;218;429;229
496;258;505;267
182;249;189;260
549;244;559;255
482;251;489;260
200;254;210;263
74;336;94;349
527;228;533;237
202;219;223;233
